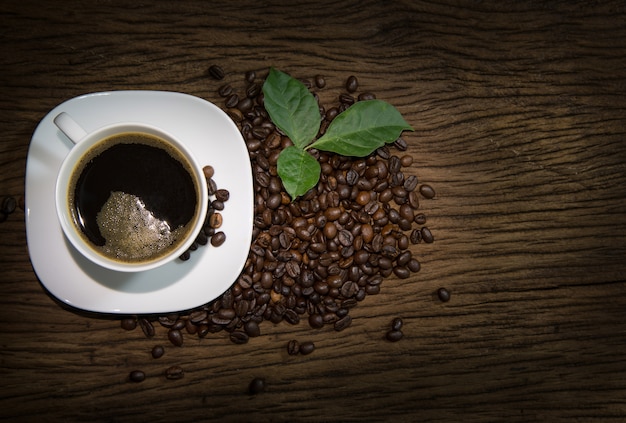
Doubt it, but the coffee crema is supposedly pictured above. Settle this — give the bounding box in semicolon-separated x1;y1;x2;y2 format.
68;132;199;263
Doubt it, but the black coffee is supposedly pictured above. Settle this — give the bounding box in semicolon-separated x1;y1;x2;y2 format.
69;132;198;263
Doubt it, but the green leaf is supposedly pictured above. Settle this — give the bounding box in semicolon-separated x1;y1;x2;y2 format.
277;146;321;199
262;68;321;149
309;100;413;156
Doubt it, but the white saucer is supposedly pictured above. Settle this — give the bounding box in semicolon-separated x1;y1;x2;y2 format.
25;91;253;314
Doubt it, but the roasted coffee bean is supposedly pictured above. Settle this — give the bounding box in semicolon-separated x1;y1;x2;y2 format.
403;175;418;192
245;70;256;83
248;377;266;394
308;314;324;329
211;231;226;247
129;370;145;383
225;94;239;108
299;341;315;355
138;318;155;338
168;329;184;347
410;228;422;244
202;165;215;179
386;329;403;342
314;74;326;88
218;84;233;97
325;107;339;121
287;339;300;355
215;189;230;202
238;97;254;113
394;137;408;151
393;266;410;279
339;93;355;105
420;227;434;243
209;212;223;229
165;365;184;380
206;179;217;197
120;318;136;331
195;230;208;245
407;258;421;273
2;196;16;214
334;314;352;331
358;92;376;101
437;287;451;302
419;184;436;199
246;83;261;98
151;345;165;359
391;317;403;331
244;320;261;337
229;331;249;344
346;75;358;93
208;65;225;80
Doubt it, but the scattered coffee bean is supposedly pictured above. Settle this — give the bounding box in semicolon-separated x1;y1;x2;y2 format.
225;94;239;108
419;184;436;199
138;318;155;338
421;227;434;243
209;212;223;229
165;365;184;380
120;318;137;331
211;231;226;247
202;165;215;179
208;64;225;80
168;329;183;347
437;287;451;303
314;74;326;88
2;196;16;214
391;317;403;331
215;189;230;202
248;377;266;394
334;314;352;331
129;370;145;383
346;75;358;93
287;339;300;356
218;84;233;97
358;92;376;101
151;345;165;359
229;331;249;344
245;70;256;83
299;341;315;355
386;329;403;342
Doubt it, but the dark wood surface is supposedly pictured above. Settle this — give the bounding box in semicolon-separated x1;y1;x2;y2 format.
2;1;626;422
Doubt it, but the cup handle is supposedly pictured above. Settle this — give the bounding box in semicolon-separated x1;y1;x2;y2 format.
53;112;87;144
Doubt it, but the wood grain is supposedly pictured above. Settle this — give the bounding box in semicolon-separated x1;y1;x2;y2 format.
1;1;626;422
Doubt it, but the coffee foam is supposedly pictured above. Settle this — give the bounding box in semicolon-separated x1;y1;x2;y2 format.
95;191;189;262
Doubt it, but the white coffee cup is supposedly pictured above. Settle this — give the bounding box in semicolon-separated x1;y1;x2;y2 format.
54;112;209;272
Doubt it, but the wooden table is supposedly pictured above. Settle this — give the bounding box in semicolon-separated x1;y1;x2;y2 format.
2;1;625;421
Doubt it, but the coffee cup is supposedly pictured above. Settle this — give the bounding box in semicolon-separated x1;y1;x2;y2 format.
53;112;209;272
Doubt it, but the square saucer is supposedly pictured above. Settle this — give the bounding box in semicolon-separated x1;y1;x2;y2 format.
25;91;253;314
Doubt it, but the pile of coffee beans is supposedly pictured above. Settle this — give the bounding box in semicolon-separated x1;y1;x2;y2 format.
178;165;228;261
120;69;436;382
